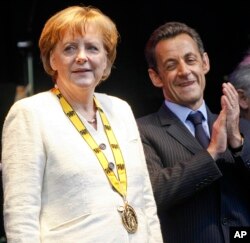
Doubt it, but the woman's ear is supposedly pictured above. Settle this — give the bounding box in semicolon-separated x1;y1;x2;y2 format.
50;52;57;71
148;68;163;88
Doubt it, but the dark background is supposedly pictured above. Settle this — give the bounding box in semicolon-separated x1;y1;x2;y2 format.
0;0;249;118
0;0;249;239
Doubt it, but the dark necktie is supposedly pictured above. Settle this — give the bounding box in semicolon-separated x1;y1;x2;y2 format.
187;111;210;148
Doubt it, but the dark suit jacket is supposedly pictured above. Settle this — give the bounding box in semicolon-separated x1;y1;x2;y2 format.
137;103;250;243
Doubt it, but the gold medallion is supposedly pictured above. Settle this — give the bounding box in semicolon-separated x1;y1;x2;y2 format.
118;203;138;233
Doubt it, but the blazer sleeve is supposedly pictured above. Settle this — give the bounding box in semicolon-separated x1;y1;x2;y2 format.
2;101;45;242
124;105;163;242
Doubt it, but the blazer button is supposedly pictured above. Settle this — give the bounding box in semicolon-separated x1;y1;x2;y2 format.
99;143;106;150
108;162;115;170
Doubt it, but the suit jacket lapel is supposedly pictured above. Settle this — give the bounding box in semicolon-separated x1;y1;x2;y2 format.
157;103;235;163
157;103;203;154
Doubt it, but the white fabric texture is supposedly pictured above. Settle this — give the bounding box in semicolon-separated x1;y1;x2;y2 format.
2;91;163;243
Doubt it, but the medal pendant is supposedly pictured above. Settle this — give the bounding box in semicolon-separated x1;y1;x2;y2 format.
118;203;138;233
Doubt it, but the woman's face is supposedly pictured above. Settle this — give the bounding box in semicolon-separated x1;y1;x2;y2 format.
50;25;108;92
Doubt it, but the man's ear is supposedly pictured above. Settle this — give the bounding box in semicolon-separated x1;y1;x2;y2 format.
202;52;210;74
238;89;249;109
148;68;163;88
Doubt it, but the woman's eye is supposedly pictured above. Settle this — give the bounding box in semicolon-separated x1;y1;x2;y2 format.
64;45;77;53
87;45;98;52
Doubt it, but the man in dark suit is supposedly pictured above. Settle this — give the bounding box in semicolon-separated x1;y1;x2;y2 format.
137;22;250;243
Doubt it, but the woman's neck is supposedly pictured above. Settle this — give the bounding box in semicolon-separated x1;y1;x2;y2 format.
55;83;97;126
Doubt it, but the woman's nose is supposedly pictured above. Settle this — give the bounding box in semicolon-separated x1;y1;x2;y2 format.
76;50;87;64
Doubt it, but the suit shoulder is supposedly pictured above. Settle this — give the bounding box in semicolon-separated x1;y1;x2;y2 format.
95;92;130;107
6;91;54;114
94;92;134;120
137;112;158;125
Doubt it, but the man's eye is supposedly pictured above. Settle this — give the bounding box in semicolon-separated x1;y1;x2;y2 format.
186;59;196;64
166;64;176;71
